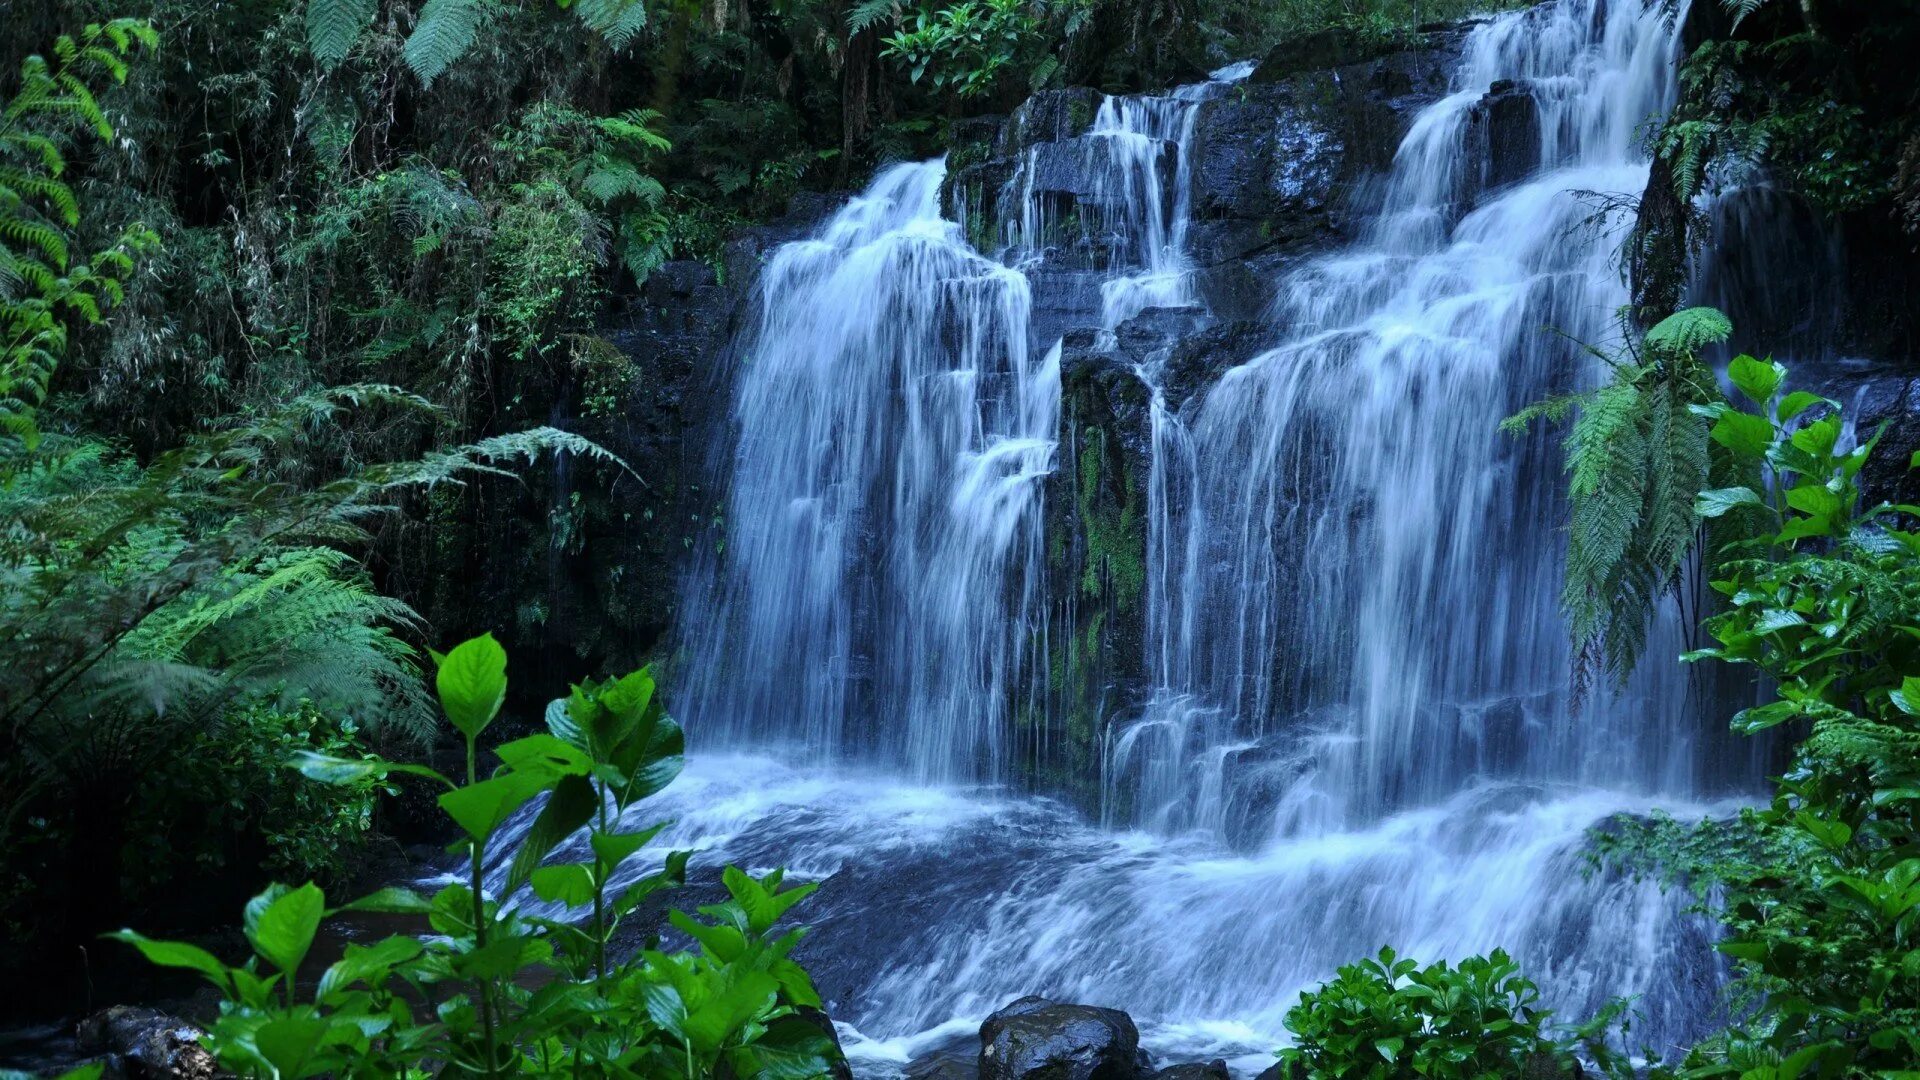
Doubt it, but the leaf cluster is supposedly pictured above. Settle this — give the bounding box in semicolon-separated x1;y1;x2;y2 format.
117;635;842;1079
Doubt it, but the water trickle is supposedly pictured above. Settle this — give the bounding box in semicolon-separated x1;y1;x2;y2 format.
501;1;1761;1073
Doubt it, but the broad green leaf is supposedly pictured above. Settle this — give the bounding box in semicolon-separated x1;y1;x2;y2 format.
1710;410;1774;458
670;908;747;962
682;972;780;1055
530;863;597;907
438;771;545;841
455;933;553;979
245;882;326;976
1778;390;1835;423
1892;676;1920;716
1732;699;1801;733
105;931;231;989
336;886;433;915
255;1013;330;1078
1791;416;1841;459
591;822;666;872
1785;484;1843;521
1726;354;1783;406
1695;486;1764;518
318;936;423;1002
506;773;598;891
293;750;454;790
434;633;507;740
495;733;592;778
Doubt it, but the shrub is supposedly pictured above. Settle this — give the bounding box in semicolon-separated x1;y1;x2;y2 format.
113;634;841;1078
1276;946;1570;1079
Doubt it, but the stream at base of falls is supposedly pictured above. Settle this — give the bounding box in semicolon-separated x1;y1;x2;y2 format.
483;1;1768;1074
484;754;1736;1076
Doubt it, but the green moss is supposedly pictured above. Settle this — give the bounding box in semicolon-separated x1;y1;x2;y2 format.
1067;96;1094;136
1076;425;1146;610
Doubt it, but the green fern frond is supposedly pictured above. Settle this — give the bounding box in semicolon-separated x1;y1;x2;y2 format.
847;0;900;35
1646;306;1733;360
575;0;649;48
306;0;379;68
403;0;485;83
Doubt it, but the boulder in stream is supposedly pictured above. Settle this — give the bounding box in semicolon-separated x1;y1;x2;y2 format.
74;1006;220;1079
979;995;1151;1080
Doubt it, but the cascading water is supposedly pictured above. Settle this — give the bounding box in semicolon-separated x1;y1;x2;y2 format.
488;1;1760;1074
675;163;1057;782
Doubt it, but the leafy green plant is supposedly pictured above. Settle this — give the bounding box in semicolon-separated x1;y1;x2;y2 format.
1658;357;1920;1077
1;18;158;450
307;0;652;80
881;0;1047;100
1504;306;1742;694
127;701;387;886
1276;947;1571;1079
114;634;841;1078
1569;341;1920;1076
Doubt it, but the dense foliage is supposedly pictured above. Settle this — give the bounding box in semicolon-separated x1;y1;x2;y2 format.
1277;947;1574;1080
116;635;840;1078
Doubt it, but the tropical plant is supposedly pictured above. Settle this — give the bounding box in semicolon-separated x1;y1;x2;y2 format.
1;18;157;449
1567;344;1920;1076
1503;306;1741;694
881;0;1050;100
114;635;842;1079
306;0;652;81
0;386;623;950
1276;946;1572;1079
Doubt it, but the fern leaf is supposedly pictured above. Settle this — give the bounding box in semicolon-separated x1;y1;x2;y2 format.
575;0;649;49
307;0;378;68
846;0;898;35
404;0;485;84
1646;306;1732;360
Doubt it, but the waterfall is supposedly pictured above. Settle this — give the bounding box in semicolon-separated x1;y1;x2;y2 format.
676;162;1057;783
1111;0;1747;839
491;1;1754;1073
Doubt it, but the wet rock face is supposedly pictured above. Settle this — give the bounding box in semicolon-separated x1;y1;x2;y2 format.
1466;79;1541;194
978;996;1150;1080
74;1007;219;1079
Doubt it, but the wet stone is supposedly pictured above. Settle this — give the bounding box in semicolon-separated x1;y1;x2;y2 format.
979;996;1151;1080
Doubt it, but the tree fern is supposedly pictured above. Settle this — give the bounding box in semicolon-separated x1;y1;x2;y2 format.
847;0;901;35
404;0;487;83
575;0;649;49
307;0;379;69
1509;307;1735;695
1;21;157;451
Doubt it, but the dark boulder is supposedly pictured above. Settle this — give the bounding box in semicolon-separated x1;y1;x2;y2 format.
1006;88;1105;153
74;1007;220;1079
1251;27;1394;83
978;996;1150;1080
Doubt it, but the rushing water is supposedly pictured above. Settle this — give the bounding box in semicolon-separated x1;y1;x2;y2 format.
495;0;1763;1073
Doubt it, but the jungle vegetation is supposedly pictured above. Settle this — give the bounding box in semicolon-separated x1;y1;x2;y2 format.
3;0;1920;1075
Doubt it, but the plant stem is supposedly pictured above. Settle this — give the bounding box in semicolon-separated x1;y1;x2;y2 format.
467;735;499;1077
